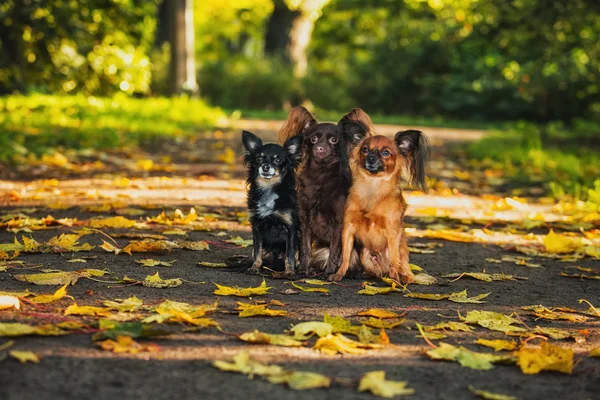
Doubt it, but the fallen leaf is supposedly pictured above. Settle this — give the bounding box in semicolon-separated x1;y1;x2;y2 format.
9;350;40;363
358;371;415;398
357;309;401;319
14;269;106;285
179;240;209;251
589;348;600;357
324;313;360;336
361;318;404;330
530;326;572;340
103;296;144;312
98;335;160;354
543;229;580;254
426;342;513;370
289;321;333;340
238;330;304;347
313;334;366;355
135;259;176;267
100;240;132;256
515;342;573;374
468;385;519;400
404;292;450;301
560;271;600;280
413;273;437;285
423;322;474;332
30;283;70;304
501;255;542;268
0;322;66;336
443;272;527;282
65;304;112;317
142;272;182;288
448;289;491;304
358;282;402;295
291;282;329;293
266;371;331;390
213;351;285;377
47;233;94;252
92;320;167;341
225;236;253;247
236;302;287;318
197;261;228;268
357;326;390;345
476;339;517;352
214;280;271;297
461;311;526;333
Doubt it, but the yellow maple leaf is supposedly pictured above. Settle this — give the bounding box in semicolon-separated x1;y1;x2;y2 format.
357;308;400;319
448;289;491;303
238;330;304;347
213;280;271;297
224;236;253;248
213;351;285;378
14;271;82;285
413;273;437;285
89;216;136;229
135;259;176;267
515;342;573;374
288;321;333;340
266;371;331;390
361;317;404;330
461;310;526;333
65;304;112;317
405;292;450;300
100;240;132;256
476;338;517;352
468;385;519;400
98;335;160;354
9;350;40;363
197;261;228;268
313;334;366;355
589;348;600;357
423;321;474;332
0;295;20;310
47;233;94;252
358;371;415;398
103;296;144;312
543;229;581;254
324;313;360;335
426;342;513;370
236;302;287;318
142;272;182;288
291;282;329;293
358;282;402;295
0;322;65;336
30;283;70;304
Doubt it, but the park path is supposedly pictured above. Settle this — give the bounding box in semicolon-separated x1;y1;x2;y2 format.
0;121;599;400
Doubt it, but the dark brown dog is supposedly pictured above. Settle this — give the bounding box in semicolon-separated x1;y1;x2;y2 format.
277;107;370;274
328;131;429;283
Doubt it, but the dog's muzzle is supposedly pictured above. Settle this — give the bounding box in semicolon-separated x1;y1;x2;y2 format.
365;154;384;174
259;165;277;179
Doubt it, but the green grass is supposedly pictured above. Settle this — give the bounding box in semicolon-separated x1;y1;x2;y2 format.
229;109;502;130
468;120;600;208
0;94;228;162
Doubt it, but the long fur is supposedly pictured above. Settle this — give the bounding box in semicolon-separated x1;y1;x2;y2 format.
338;108;376;135
277;106;317;146
328;133;430;283
394;130;430;192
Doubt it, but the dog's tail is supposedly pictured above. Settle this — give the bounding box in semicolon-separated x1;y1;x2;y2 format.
310;247;359;272
277;106;317;145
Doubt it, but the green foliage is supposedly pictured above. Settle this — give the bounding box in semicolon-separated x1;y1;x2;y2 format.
0;95;227;162
0;0;158;96
468;120;600;206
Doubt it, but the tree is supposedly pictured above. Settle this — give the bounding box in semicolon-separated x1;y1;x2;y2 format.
168;0;198;95
264;0;331;78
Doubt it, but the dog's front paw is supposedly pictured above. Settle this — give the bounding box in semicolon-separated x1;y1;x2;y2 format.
283;270;297;280
245;266;261;275
327;273;344;282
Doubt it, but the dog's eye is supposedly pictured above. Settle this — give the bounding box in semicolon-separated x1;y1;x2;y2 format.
310;136;318;144
361;146;369;155
382;150;391;157
273;158;282;165
255;155;263;163
328;137;338;144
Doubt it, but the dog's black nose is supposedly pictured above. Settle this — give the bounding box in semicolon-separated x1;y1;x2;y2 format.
315;146;324;153
366;155;377;164
261;165;270;172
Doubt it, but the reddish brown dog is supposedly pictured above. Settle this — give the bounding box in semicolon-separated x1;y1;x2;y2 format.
328;131;429;283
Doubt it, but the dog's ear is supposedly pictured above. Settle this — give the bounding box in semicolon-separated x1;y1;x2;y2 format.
242;130;262;153
338;108;375;135
277;107;317;145
394;130;430;192
338;119;369;147
283;134;303;167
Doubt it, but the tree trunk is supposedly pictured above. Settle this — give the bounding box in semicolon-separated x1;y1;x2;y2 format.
168;0;198;95
264;0;315;78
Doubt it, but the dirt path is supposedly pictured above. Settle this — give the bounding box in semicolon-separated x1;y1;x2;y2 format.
0;125;599;400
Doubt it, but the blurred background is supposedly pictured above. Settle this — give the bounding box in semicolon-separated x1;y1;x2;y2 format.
0;0;599;207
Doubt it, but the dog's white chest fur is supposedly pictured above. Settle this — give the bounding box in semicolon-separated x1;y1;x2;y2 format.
256;190;278;218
